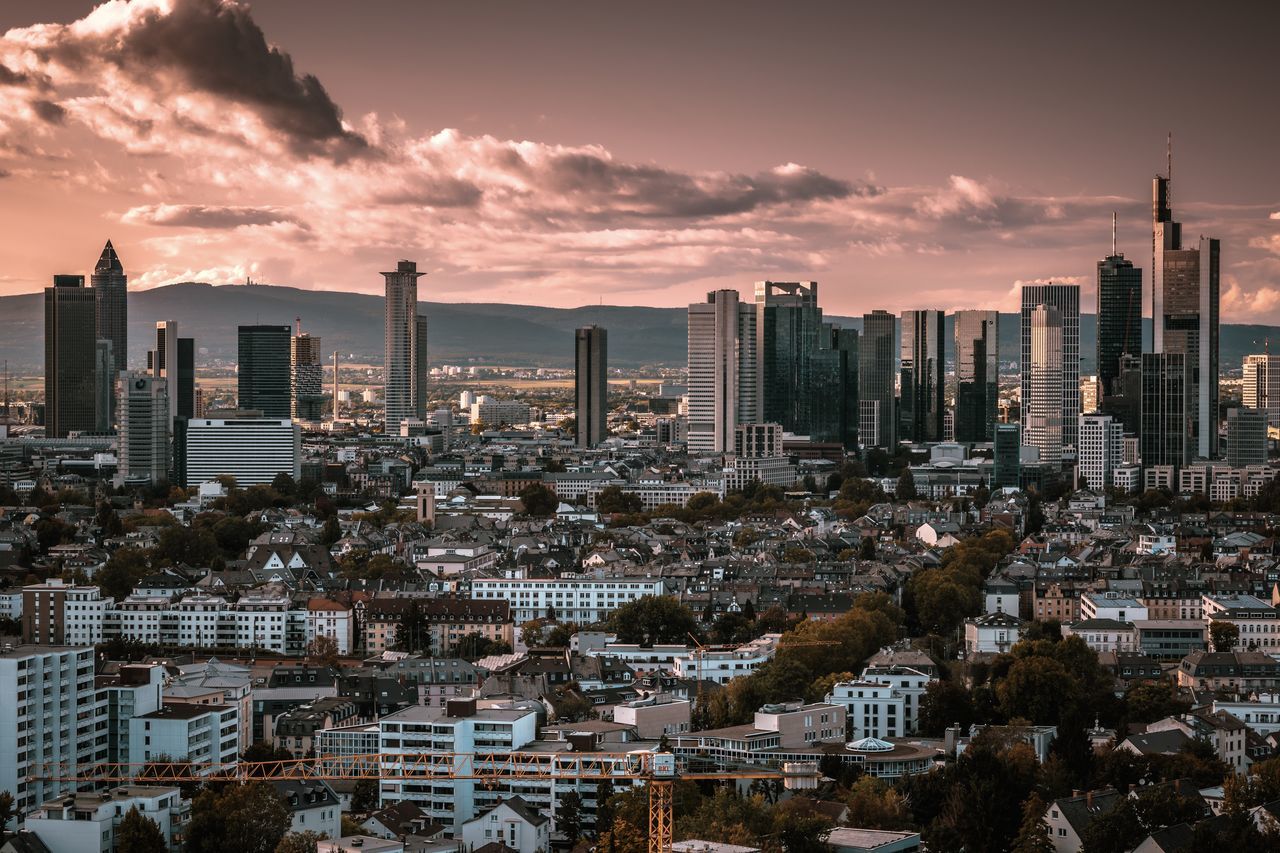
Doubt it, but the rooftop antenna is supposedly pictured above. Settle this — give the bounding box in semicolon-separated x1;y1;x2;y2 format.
1111;211;1117;257
1166;131;1172;208
295;315;302;336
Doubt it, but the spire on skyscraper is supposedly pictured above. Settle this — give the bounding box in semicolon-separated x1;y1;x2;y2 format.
95;239;124;274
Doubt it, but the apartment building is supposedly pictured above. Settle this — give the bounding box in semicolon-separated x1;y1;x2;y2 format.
671;635;782;684
25;786;188;853
128;703;239;771
469;577;664;625
22;581;111;645
1203;593;1280;652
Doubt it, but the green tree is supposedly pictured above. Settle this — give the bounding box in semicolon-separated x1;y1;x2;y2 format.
155;524;219;566
0;790;13;831
1079;798;1144;853
845;776;912;831
275;832;325;853
351;778;379;812
1122;680;1190;725
518;482;558;517
597;485;643;514
859;535;876;559
185;782;290;853
321;517;342;546
557;789;584;844
96;547;152;600
270;473;298;499
394;600;431;653
607;596;701;646
895;469;918;500
1210;620;1240;652
1010;792;1054;853
116;805;167;853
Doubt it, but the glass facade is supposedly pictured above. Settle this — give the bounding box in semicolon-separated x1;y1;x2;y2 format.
1096;253;1142;399
1140;352;1189;468
899;310;944;443
859;310;897;449
954;310;998;442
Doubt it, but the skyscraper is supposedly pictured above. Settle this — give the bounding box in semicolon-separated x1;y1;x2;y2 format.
148;321;181;422
1226;408;1267;467
1140;352;1190;468
858;310;897;449
755;281;821;433
291;321;325;422
687;289;757;454
1097;225;1143;403
44;275;97;438
1101;353;1143;434
415;313;431;420
117;372;170;486
94;339;114;433
383;260;426;433
954;310;999;443
1242;353;1280;427
810;324;859;448
1023;304;1064;467
1021;283;1080;451
993;423;1021;490
575;326;608;448
91;239;127;374
1152;155;1220;459
899;310;944;443
237;325;291;418
1077;412;1123;491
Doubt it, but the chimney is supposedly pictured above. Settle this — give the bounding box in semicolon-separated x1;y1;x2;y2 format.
1086;790;1094;809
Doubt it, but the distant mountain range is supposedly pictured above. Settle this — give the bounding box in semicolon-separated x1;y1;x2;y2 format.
0;282;1273;373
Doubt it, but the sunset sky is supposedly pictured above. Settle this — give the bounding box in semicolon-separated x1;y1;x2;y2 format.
1;0;1278;319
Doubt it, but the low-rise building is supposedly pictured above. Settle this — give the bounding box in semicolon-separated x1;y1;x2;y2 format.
24;786;188;853
963;612;1023;656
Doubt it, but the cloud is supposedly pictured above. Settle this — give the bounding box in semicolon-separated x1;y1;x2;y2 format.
121;203;299;229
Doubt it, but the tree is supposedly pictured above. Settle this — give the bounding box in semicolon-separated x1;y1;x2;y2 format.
597;485;643;515
0;790;13;831
518;482;558;517
741;598;756;623
394;600;431;653
607;596;701;646
275;832;325;853
155;524;219;566
185;781;290;853
1010;792;1054;853
557;789;584;844
1210;620;1240;653
1078;798;1144;853
321;517;342;547
309;635;340;666
116;805;167;853
1122;680;1190;726
96;546;152;600
895;469;918;500
270;473;298;499
859;535;877;559
845;776;912;831
351;777;379;813
242;741;295;765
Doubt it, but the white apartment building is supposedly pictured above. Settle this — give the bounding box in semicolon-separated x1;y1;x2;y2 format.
585;480;716;511
723;455;797;491
22;581;112;646
1077;413;1124;491
963;612;1023;655
184;417;301;486
587;642;692;674
459;797;549;853
128;703;239;770
25;786;187;853
307;599;355;655
469;577;665;625
470;399;532;427
116;372;170;487
826;680;906;740
1203;593;1280;652
672;635;782;685
0;645;106;820
101;593;308;655
859;665;932;734
1062;619;1139;653
1079;592;1149;623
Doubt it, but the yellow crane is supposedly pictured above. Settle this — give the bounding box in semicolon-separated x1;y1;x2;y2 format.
35;751;818;853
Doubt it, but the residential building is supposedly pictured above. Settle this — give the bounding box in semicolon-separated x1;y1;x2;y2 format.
184;416;301;486
273;780;342;841
459;796;549;853
128;702;239;771
575;326;608;448
25;786;187;853
1021;283;1080;452
469;578;663;625
1043;789;1124;853
954;310;998;443
899;310;944;443
383;260;427;433
307;599;354;655
964;612;1023;655
1080;593;1148;623
44;274;98;437
1203;594;1280;652
825;680;906;740
22;581;110;645
612;696;692;738
688;289;757;454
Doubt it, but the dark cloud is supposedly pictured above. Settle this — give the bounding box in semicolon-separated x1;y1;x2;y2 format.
31;99;65;125
0;63;27;85
376;175;485;208
123;204;300;229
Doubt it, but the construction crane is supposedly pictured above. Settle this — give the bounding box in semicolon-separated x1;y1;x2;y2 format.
687;634;841;715
35;751;818;853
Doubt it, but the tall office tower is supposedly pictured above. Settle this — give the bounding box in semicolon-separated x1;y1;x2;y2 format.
44;275;97;438
94;339;114;433
1152;156;1220;459
382;259;425;433
185;416;301;486
1140;352;1190;468
755;281;821;434
1023;304;1064;468
687;289;757;454
1097;232;1142;401
810;324;859;448
91;239;127;374
858;309;897;449
415;313;430;419
291;321;325;422
1021;283;1080;450
1242;354;1280;427
237;325;291;418
993;423;1022;490
117;372;170;486
575;326;608;448
954;310;999;442
1226;408;1268;467
147;321;191;422
899;310;945;443
1101;353;1143;434
1078;412;1124;491
175;337;194;420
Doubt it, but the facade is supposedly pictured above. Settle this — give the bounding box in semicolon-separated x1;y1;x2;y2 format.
1141;352;1190;469
1101;353;1143;435
117;372;170;486
858;310;897;449
688;290;757;454
964;612;1023;655
810;323;859;447
1023;303;1065;468
44;275;98;438
147;321;193;425
25;786;186;853
238;324;292;418
22;581;110;646
469;577;663;625
993;422;1021;489
1153;171;1220;459
459;797;549;853
91;239;127;375
1096;247;1143;401
128;702;239;769
826;680;906;740
954;310;998;443
1243;354;1280;427
1226;407;1268;467
899;310;944;443
94;339;114;432
1021;283;1080;452
415;313;430;420
184;417;301;486
755;280;820;436
291;326;325;422
1077;413;1123;491
383;260;426;433
575;325;608;448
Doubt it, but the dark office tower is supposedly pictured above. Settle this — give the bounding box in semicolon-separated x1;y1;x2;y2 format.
176;338;195;420
1097;229;1143;401
899;310;945;443
1101;353;1142;434
993;423;1021;490
238;325;292;418
91;239;127;374
575;326;608;448
94;340;114;433
291;321;324;422
858;310;897;449
1141;352;1190;468
383;260;425;433
809;324;859;448
954;310;999;443
1226;408;1267;467
1152;150;1220;459
755;281;821;433
1021;283;1080;450
44;275;97;438
415;313;430;419
148;321;193;423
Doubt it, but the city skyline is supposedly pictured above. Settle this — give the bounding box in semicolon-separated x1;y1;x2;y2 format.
0;1;1278;322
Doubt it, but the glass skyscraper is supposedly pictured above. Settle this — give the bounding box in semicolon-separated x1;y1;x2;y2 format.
1020;283;1080;452
91;240;127;375
858;310;897;449
1140;352;1190;468
755;281;821;434
44;275;97;438
954;310;999;443
238;325;292;418
1096;248;1142;401
575;325;608;448
899;310;944;443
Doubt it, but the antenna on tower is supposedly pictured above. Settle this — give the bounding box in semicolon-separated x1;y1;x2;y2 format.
1111;211;1117;257
295;316;302;336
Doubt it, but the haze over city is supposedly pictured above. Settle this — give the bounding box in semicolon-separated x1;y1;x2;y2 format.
1;0;1278;319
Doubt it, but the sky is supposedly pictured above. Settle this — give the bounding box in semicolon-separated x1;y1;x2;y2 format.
1;0;1278;320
